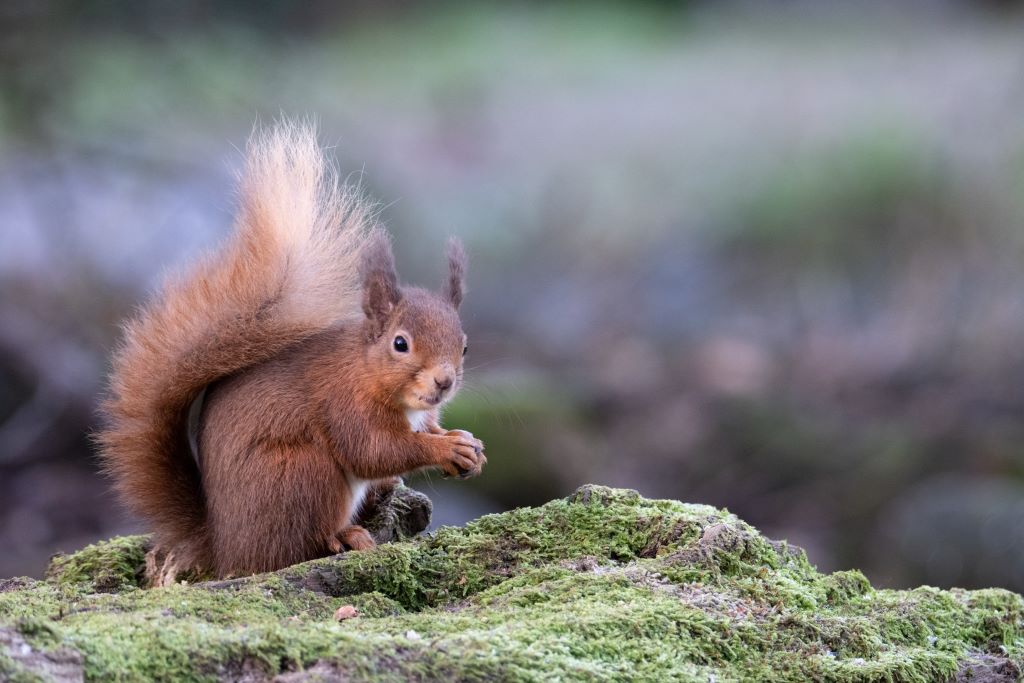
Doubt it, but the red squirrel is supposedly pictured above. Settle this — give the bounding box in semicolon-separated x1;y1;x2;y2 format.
97;121;486;581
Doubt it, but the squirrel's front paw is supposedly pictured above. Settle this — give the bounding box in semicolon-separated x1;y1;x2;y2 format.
439;429;486;479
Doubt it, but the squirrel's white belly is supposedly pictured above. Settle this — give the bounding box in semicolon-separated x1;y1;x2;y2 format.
405;409;430;433
347;475;369;519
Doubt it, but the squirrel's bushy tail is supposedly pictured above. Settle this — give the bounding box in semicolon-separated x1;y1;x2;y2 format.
98;121;373;571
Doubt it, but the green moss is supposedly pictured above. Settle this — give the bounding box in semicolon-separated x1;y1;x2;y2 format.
0;657;46;683
2;485;1022;682
306;484;723;610
0;650;39;683
45;535;149;592
0;581;58;622
821;569;872;605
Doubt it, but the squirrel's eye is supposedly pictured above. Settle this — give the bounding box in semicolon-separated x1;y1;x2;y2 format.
393;336;409;353
463;345;468;356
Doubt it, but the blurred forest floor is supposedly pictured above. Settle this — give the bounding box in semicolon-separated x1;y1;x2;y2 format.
2;2;1024;592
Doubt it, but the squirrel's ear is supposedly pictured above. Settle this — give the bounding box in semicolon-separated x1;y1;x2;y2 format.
443;236;466;309
360;229;401;336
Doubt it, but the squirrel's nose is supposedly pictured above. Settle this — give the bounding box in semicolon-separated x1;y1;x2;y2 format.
434;375;453;392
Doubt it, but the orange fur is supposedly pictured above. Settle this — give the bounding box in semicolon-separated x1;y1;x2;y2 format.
97;121;485;578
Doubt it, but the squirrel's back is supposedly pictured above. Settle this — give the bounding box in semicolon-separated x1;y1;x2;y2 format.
97;121;374;572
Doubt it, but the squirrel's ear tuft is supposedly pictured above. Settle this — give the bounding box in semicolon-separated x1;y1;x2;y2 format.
443;237;467;309
360;229;401;336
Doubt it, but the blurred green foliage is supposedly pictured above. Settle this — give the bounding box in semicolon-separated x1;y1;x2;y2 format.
727;128;946;265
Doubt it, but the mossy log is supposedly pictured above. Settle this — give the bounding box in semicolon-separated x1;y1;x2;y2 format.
2;484;1021;682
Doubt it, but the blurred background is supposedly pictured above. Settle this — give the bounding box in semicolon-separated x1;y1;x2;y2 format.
2;0;1024;592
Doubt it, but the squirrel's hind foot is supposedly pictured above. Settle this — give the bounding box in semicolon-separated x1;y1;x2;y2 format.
145;548;184;588
337;525;376;551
